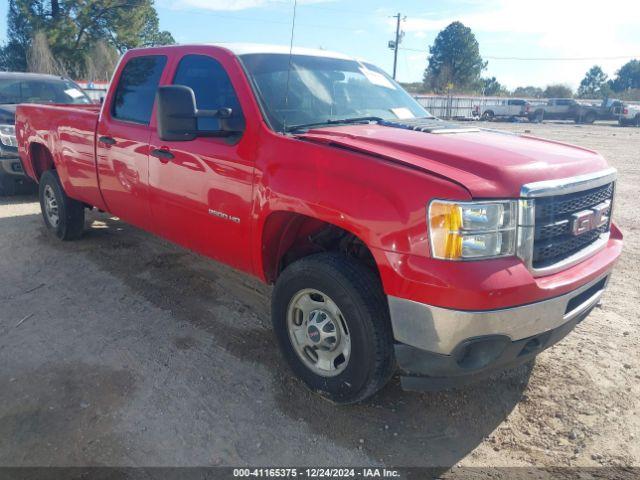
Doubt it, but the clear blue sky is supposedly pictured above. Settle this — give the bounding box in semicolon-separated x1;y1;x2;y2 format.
1;0;639;89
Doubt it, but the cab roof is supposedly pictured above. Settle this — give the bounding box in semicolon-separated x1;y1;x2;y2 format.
0;72;68;81
133;43;358;61
212;43;354;60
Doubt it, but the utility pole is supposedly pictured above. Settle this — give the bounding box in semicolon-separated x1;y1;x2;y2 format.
389;13;404;80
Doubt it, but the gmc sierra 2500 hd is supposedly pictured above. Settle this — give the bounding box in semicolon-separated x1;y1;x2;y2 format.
16;44;622;404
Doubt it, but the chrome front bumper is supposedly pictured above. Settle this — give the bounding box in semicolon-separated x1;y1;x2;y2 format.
388;272;609;356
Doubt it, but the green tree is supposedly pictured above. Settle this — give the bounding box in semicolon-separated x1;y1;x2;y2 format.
480;76;506;96
610;59;640;92
543;84;573;98
423;21;487;93
577;65;609;98
0;0;174;77
512;86;544;98
0;0;36;71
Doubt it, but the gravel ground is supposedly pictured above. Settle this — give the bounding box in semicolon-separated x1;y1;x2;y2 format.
0;121;638;470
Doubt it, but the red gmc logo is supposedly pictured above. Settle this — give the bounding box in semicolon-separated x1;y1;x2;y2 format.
570;200;611;236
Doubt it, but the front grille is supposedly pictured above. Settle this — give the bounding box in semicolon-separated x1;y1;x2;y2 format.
533;183;613;269
536;183;613;218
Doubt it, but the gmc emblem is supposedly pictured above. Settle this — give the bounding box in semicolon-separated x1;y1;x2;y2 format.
570;200;611;236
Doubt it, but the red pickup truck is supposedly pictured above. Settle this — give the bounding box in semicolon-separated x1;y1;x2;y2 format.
15;44;622;403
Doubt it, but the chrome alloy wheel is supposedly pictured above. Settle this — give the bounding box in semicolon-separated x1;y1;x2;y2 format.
287;288;351;377
43;184;60;227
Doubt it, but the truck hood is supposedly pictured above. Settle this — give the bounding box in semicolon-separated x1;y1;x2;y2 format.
296;124;609;198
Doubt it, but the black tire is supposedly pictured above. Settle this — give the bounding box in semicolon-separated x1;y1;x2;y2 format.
530;110;544;123
0;174;37;196
38;170;85;240
635;114;640;127
584;112;596;124
272;253;395;404
0;174;13;196
481;110;494;121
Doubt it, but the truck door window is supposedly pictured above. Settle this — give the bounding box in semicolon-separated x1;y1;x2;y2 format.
112;55;167;124
173;54;244;131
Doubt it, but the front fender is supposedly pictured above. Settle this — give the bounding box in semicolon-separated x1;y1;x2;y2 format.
251;131;471;282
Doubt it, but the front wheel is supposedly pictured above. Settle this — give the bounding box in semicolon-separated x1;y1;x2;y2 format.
481;111;494;121
39;170;85;240
272;253;395;404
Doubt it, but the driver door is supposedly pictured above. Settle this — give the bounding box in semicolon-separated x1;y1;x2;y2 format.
148;53;255;273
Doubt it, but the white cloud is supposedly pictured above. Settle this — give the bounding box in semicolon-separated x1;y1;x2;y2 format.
393;0;640;87
169;0;336;11
396;0;640;57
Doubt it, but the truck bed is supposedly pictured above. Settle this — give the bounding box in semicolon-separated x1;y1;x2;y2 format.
16;103;105;208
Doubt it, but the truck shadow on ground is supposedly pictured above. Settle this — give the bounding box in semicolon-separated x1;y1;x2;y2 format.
35;212;534;468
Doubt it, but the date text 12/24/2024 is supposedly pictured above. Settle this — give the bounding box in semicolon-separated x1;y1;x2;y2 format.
233;468;401;478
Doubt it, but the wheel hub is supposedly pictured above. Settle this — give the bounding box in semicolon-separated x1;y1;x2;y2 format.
306;309;339;349
43;185;59;227
287;289;351;377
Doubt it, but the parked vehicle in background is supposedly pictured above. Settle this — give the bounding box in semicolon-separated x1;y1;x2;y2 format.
473;98;531;121
527;98;625;124
574;98;625;124
0;72;92;196
618;103;640;126
15;44;622;403
527;98;579;122
74;80;109;103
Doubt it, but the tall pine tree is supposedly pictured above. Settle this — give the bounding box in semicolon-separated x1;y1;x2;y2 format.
0;0;175;77
423;22;487;93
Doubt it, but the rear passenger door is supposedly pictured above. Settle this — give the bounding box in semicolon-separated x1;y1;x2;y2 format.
147;53;255;273
96;54;168;232
545;100;559;118
508;99;523;116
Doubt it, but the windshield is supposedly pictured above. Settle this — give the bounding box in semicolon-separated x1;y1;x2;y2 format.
0;78;92;105
240;53;432;132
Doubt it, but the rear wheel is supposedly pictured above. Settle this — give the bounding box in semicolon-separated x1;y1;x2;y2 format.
39;170;85;240
272;253;395;404
481;110;494;121
530;110;544;123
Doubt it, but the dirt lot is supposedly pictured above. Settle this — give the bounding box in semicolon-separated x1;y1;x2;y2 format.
0;121;638;470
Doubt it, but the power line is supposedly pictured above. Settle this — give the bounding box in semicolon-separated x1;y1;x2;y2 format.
295;3;379;16
170;9;358;32
485;55;639;61
398;47;638;61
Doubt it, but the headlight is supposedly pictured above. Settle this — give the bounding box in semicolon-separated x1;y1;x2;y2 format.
428;200;517;260
0;124;17;147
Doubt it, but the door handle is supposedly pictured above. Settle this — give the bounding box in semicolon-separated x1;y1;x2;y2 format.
150;148;175;162
98;135;116;145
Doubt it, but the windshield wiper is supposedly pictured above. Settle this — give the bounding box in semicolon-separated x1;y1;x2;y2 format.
285;116;384;133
